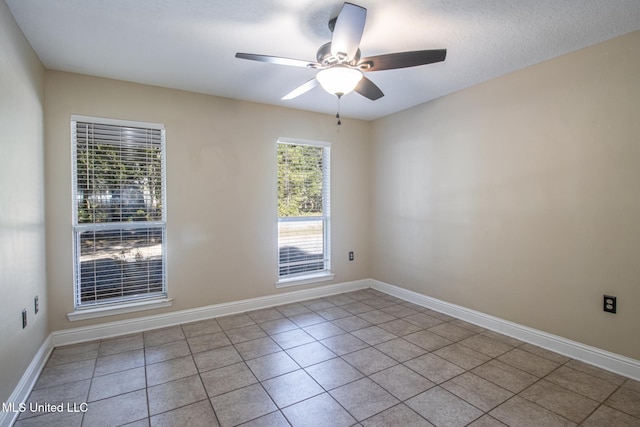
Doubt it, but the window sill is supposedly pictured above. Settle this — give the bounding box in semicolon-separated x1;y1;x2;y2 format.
67;298;174;322
275;272;335;288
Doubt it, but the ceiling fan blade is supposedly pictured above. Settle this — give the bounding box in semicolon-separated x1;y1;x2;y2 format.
358;49;447;71
235;53;318;68
331;3;367;61
354;76;384;100
282;78;318;100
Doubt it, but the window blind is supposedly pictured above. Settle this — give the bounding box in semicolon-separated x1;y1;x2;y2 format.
72;118;166;308
277;140;330;278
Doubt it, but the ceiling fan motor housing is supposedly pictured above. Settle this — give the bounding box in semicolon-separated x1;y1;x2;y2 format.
316;42;361;67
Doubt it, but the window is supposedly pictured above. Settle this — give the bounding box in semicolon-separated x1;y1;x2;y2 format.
72;116;166;309
277;138;332;285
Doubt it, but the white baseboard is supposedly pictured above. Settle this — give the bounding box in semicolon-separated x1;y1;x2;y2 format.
52;279;370;347
0;335;53;427
370;279;640;381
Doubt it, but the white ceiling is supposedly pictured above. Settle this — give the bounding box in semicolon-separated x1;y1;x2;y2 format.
6;0;640;121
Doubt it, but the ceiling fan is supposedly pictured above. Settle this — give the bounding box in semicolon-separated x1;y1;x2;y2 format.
235;2;447;102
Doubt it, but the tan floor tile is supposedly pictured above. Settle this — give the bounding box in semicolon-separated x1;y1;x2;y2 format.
187;331;232;354
46;342;99;367
519;379;599;423
200;362;257;397
94;348;144;376
330;377;399;421
320;333;368;355
147;374;207;416
181;318;222;338
404;353;465;384
82;389;148;427
565;359;627;386
143;326;185;347
442;372;513;412
216;313;256;330
434;343;491;370
378;318;422;336
581;405;640;427
362;403;434;427
211;383;277;427
234;336;281;360
606;386;640;418
19;379;90;420
193;345;242;372
490;396;575;427
270;328;315;349
481;331;523;347
246;308;284;323
225;324;267;344
404;330;453;352
467;415;509;426
146;355;197;386
88;367;146;402
370;365;435;400
285;341;336;367
240;411;290;426
98;334;144;357
375;338;428;363
144;340;191;365
342;347;397;375
459;334;513;358
403;313;444;329
472;359;537;393
262;369;324;407
304;357;364;390
13;411;83;427
150;400;219;427
545;365;619;402
497;348;559;377
282;393;356;427
246;351;299;381
331;315;372;332
406;387;483;427
288;312;325;328
518;343;570;364
303;321;346;340
428;322;476;341
34;359;95;390
351;325;397;345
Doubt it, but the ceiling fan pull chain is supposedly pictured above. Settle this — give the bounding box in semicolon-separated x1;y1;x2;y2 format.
336;95;342;126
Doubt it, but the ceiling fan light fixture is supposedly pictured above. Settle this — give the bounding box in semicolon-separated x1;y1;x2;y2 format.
316;66;362;97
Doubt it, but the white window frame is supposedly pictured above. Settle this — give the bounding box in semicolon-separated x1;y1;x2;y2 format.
276;138;334;287
68;115;171;320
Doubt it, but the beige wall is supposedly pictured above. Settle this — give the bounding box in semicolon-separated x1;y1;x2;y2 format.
0;2;47;403
45;71;371;331
370;31;640;360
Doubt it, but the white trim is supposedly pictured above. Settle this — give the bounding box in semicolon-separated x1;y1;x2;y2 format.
275;272;336;288
0;335;53;427
277;137;331;148
71;114;165;130
67;298;174;321
53;279;369;347
370;279;640;381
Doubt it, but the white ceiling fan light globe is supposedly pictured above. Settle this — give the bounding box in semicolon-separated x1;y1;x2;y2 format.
316;66;363;97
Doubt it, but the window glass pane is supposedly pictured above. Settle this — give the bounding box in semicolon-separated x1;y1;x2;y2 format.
77;226;165;305
277;144;324;217
76;123;163;223
278;219;326;276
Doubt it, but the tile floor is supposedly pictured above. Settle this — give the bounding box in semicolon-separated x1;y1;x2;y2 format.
15;288;640;427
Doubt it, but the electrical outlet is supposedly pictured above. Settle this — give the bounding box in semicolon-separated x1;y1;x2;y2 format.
603;295;617;313
349;251;354;261
22;309;27;328
34;296;39;314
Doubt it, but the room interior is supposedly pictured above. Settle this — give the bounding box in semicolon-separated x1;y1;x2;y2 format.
1;0;639;426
